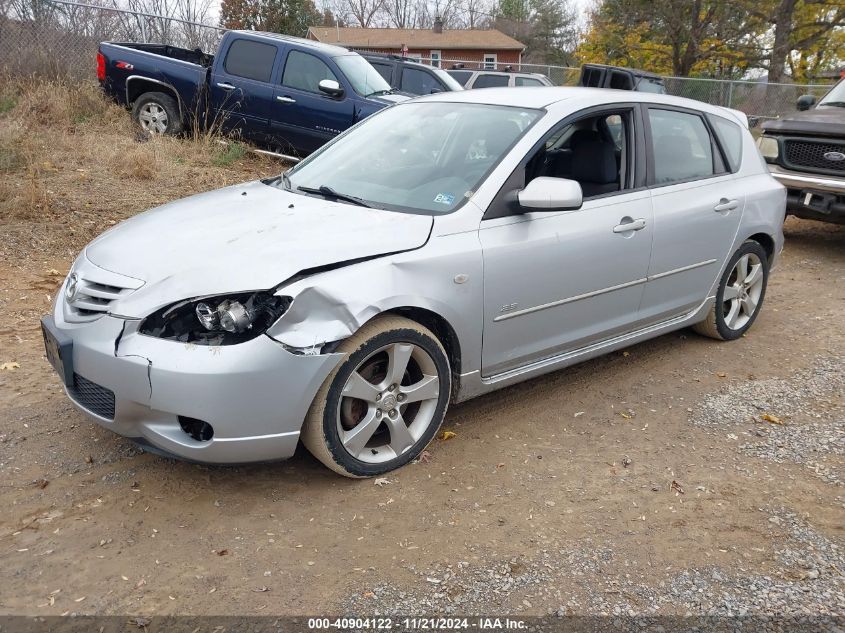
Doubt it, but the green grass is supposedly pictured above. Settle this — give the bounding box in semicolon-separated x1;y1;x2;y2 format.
0;95;17;115
212;141;247;167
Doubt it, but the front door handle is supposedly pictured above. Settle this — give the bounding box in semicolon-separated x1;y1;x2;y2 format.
276;96;296;104
216;82;236;91
714;198;739;212
613;218;647;233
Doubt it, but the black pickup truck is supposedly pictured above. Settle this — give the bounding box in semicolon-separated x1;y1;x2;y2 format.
757;77;845;224
97;31;408;156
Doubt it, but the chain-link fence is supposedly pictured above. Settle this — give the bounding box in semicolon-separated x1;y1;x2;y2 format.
429;56;834;124
0;0;836;123
0;0;222;77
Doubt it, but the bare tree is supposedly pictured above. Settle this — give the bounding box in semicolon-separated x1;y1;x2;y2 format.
340;0;385;26
384;0;418;27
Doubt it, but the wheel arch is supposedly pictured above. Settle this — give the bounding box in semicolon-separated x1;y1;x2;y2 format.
746;232;775;262
384;306;462;383
126;76;183;117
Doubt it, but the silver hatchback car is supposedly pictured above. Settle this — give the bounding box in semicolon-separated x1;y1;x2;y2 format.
43;88;786;477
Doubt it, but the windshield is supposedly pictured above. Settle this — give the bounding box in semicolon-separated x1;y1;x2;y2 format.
432;67;464;91
283;102;542;215
818;78;845;107
334;54;391;96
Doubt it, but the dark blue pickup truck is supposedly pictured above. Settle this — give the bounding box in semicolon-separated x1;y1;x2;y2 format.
97;31;408;156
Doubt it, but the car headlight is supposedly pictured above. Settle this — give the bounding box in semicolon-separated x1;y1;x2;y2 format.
139;291;292;345
757;136;779;161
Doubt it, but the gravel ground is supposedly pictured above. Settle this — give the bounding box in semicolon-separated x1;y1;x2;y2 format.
689;356;844;485
344;506;845;618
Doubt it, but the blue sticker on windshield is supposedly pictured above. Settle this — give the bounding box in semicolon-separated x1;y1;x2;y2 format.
433;193;455;205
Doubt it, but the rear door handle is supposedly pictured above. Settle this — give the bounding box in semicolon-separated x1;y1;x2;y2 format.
714;198;739;212
276;96;296;104
216;82;236;91
613;218;647;233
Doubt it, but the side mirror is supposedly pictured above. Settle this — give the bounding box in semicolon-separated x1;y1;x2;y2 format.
517;177;583;211
797;94;816;111
318;79;344;98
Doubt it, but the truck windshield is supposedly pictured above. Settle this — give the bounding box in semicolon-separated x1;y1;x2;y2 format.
334;54;392;96
281;101;542;215
818;79;845;107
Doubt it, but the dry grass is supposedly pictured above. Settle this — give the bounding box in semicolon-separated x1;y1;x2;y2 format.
0;76;282;265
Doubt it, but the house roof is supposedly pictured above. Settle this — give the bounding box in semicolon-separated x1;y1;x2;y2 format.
307;26;525;51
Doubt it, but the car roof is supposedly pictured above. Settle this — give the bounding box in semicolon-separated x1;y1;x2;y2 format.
581;63;663;79
236;31;350;55
420;86;740;118
361;53;436;70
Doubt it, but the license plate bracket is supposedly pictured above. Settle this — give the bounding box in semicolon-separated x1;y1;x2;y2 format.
41;316;74;388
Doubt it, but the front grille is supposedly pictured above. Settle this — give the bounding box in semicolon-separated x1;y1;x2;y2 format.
66;277;133;321
62;259;143;323
784;139;845;174
68;373;115;420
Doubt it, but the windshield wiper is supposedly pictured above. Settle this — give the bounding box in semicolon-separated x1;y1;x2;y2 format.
366;88;394;97
819;101;845;107
297;185;371;207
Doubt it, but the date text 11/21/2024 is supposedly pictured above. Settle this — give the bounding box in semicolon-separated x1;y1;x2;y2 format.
307;617;528;630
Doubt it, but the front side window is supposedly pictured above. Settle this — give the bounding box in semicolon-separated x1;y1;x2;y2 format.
525;110;631;198
283;102;542;215
282;50;339;93
223;39;276;82
648;108;715;185
708;114;743;172
473;73;509;88
447;69;472;86
333;54;391;96
369;61;393;83
401;67;439;94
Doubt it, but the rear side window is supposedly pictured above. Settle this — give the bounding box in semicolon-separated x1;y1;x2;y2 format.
401;67;439;94
708;114;743;172
609;71;633;90
515;76;543;87
648;108;715;185
282;50;339;93
448;70;472;85
473;74;509;88
224;39;276;82
370;61;393;83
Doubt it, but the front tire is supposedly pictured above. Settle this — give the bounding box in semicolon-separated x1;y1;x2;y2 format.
693;240;769;341
301;316;451;478
132;91;183;135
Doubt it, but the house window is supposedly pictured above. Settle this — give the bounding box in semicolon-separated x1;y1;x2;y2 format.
430;50;441;68
483;53;497;70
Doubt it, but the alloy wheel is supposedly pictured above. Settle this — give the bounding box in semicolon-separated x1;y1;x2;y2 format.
722;252;764;330
337;342;440;464
138;103;169;134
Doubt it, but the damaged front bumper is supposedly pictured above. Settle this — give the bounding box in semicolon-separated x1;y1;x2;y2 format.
48;304;343;463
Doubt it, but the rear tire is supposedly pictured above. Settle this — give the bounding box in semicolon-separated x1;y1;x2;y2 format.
301;316;451;478
692;240;769;341
132;91;183;135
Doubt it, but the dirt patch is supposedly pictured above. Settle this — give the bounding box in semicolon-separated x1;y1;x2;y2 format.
0;80;844;617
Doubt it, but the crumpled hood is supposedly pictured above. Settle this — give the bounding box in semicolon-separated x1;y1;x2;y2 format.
84;180;432;317
761;107;845;137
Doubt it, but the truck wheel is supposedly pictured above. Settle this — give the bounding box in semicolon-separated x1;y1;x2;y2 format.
132;92;183;135
301;316;451;478
692;241;769;341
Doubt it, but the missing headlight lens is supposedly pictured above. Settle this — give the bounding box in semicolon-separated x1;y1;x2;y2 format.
140;292;292;345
